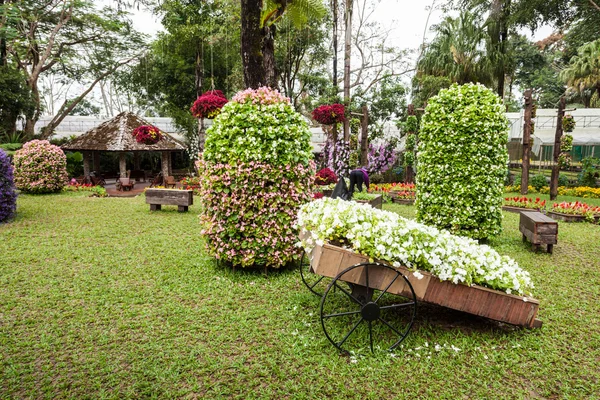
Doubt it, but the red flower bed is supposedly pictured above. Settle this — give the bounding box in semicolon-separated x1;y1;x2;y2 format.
551;201;600;216
315;167;338;185
312;104;345;125
503;196;546;210
191;90;228;119
313;192;325;199
132;125;162;145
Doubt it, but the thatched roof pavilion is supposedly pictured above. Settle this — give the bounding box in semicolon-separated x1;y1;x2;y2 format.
61;112;186;181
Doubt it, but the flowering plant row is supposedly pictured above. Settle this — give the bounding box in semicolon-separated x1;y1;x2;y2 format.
13;140;68;194
312;103;345;125
132;125;162;145
0;149;17;223
550;201;600;221
64;184;107;197
505;185;600;198
368;182;415;194
314;167;337;186
198;160;314;268
503;196;546;209
190;90;228;119
180;176;201;193
297;198;534;295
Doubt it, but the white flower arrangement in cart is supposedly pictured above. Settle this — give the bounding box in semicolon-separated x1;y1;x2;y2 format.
297;198;533;296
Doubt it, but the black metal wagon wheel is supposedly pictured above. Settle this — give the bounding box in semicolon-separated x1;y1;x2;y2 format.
299;250;331;297
320;262;417;353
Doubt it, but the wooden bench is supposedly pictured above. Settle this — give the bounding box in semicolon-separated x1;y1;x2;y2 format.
519;211;558;254
145;188;193;212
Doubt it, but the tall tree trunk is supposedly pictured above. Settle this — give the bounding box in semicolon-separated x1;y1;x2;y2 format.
263;24;277;88
240;0;265;89
195;43;203;97
490;0;510;101
342;0;353;141
0;0;6;67
24;80;41;140
332;0;338;90
550;96;566;200
360;105;368;167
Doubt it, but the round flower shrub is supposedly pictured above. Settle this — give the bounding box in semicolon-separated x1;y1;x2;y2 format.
199;86;315;268
132;125;162;145
13;140;68;194
0;149;17;222
190;90;228;119
416;83;509;240
312;103;345;125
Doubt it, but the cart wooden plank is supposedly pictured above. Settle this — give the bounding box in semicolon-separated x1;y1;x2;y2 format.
311;243;541;328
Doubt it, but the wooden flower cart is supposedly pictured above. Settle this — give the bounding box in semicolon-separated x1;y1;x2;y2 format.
300;242;542;353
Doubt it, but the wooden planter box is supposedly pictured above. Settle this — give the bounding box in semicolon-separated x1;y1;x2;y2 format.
546;211;587;223
519;211;558;254
310;243;541;328
145;189;193;212
354;194;383;209
502;205;541;214
322;189;333;197
392;198;415;205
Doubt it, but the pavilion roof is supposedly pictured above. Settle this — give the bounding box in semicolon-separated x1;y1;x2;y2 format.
61;112;186;152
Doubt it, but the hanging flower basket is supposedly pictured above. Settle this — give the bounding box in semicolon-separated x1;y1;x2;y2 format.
557;152;572;169
132;125;162;145
190;90;228;119
312;104;345;125
562;115;576;133
560;134;573;152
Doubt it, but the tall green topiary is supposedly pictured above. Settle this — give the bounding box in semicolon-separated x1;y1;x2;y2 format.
199;87;314;268
416;83;508;240
13;140;68;194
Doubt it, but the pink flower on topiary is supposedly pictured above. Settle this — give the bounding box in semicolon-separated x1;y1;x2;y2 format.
13;140;68;194
231;86;290;105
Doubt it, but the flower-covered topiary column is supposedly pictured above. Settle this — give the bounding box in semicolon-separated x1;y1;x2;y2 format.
198;87;314;268
0;149;18;223
416;83;509;240
13;140;68;194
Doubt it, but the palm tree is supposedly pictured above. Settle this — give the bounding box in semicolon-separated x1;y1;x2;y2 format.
560;39;600;108
417;11;494;86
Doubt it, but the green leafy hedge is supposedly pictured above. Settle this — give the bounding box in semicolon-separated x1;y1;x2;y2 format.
416;83;509;240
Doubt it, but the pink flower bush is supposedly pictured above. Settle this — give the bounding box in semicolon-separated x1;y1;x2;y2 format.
13;140;68;194
197;160;314;268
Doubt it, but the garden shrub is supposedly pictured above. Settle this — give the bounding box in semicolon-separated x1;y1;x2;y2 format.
530;174;548;191
416;83;508;240
13;140;68;194
558;173;570;187
199;87;314;268
0;149;17;222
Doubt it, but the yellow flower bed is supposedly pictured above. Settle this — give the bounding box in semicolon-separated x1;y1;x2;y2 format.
504;185;600;199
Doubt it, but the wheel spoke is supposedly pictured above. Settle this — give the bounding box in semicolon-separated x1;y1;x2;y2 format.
309;275;325;290
379;301;415;311
337;317;364;347
334;281;363;306
374;272;400;303
378;316;404;337
322;309;362;319
368;320;373;352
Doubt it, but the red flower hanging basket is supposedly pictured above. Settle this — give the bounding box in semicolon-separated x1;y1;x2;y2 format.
132;125;162;145
312;103;346;125
191;90;228;119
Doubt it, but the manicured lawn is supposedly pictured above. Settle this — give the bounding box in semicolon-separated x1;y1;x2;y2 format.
1;193;599;398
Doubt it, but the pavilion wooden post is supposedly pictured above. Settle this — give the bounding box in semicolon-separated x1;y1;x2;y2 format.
167;152;173;175
119;153;127;178
360;105;369;166
550;96;566;200
521;90;533;194
82;151;92;183
93;152;101;174
161;151;170;182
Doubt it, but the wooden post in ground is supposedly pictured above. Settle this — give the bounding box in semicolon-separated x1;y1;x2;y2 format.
119;153;127;178
161;151;170;183
360;105;369;166
521;90;533;194
550;96;566;200
82;151;91;183
405;104;416;184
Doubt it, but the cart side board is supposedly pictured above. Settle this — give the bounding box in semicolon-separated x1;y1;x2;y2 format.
310;243;542;328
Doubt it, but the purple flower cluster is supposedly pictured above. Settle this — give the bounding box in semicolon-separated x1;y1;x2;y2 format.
367;143;397;175
0;149;17;222
321;138;350;178
13;140;68;194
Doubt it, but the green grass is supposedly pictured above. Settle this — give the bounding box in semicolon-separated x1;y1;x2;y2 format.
1;193;599;398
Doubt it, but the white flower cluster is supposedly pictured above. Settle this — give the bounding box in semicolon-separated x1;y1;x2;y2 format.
297;198;533;295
